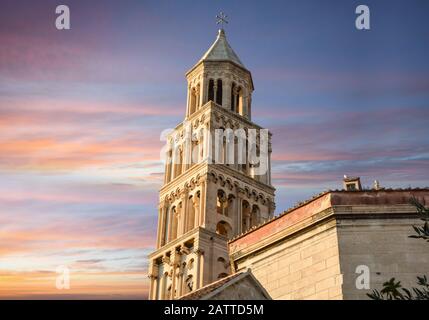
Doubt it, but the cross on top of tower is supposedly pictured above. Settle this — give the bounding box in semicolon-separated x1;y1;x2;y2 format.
216;12;228;29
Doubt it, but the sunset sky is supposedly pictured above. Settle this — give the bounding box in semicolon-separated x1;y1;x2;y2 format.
1;0;428;299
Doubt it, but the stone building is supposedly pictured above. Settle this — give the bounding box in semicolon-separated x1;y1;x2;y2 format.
147;29;275;300
229;187;429;300
148;26;429;300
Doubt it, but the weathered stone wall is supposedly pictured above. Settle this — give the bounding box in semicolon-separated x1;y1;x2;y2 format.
234;219;343;299
337;216;429;300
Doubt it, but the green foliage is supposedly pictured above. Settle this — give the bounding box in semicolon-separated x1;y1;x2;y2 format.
408;197;429;242
367;276;429;300
367;197;429;300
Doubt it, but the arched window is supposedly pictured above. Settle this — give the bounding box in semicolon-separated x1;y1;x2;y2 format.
187;195;195;232
217;257;226;263
216;221;232;238
226;194;234;217
237;87;243;115
216;190;227;215
242;200;250;231
230;83;236;112
185;275;194;293
216;79;223;105
231;84;243;115
170;206;178;240
188;258;194;270
208;79;215;102
251;205;260;228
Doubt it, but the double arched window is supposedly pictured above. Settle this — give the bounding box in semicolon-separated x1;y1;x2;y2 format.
208;79;223;105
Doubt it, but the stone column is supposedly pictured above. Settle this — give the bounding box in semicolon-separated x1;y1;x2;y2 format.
213;83;218;105
170;252;179;299
222;77;230;110
152;276;158;300
200;75;207;107
199;177;206;227
148;262;159;300
196;85;200;110
179;191;188;236
242;88;248;117
177;271;183;298
176;204;182;238
159;203;168;247
160;255;170;299
237;190;244;234
159;272;166;300
192;195;200;229
156;203;163;248
203;122;210;162
195;248;205;289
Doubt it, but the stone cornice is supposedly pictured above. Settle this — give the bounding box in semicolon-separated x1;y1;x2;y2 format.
148;227;227;261
159;161;208;198
186;60;254;91
210;163;275;194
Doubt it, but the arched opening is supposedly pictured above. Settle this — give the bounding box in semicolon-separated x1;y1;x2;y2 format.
170;206;178;240
188;258;194;270
230;83;236;112
216;79;223;105
242;200;250;231
251;205;260;228
187;195;195;232
185;275;194;293
222;136;227;165
216;190;227;215
226;194;234;217
237;87;243;115
231;84;243;115
208;79;215;102
216;220;232;238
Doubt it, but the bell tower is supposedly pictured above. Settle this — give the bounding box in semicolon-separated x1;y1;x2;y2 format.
148;28;275;300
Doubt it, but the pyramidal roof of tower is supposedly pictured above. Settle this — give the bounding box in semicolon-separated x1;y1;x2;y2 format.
197;29;245;68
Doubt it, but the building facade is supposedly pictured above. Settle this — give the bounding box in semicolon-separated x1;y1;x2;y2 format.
229;188;429;300
147;29;275;300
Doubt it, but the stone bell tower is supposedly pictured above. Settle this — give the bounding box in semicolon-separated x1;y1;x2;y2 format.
148;28;275;300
